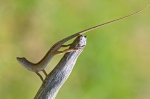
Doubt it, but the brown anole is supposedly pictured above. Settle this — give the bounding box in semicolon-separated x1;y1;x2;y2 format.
17;4;150;82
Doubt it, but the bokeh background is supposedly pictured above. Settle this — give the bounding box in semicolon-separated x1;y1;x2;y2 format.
0;0;150;99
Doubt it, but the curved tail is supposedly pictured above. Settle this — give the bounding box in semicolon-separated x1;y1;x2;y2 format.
78;3;150;35
52;4;150;50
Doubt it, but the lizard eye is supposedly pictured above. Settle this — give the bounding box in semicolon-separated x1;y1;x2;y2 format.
21;60;24;63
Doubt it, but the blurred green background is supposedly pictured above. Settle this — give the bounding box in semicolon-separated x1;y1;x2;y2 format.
0;0;150;99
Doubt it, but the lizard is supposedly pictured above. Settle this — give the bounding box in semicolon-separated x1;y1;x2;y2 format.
17;4;150;82
34;35;87;98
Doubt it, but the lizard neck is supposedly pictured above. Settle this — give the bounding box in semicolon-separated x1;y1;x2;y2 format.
23;54;54;72
21;59;35;71
35;51;54;71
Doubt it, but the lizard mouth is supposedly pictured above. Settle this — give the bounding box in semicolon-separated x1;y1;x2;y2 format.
16;57;20;61
16;57;22;64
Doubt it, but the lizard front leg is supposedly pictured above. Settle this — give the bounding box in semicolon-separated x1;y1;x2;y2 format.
35;72;44;82
42;70;47;77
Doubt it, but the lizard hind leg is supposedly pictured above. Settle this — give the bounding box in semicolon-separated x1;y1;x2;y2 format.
35;72;44;82
53;47;83;55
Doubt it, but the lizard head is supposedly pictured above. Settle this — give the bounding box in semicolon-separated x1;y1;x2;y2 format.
16;57;28;66
16;57;35;71
17;57;34;71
